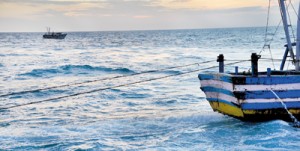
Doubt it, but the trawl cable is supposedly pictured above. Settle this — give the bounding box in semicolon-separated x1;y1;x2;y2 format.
0;60;215;98
0;60;247;110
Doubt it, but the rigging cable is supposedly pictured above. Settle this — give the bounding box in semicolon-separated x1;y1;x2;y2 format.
261;20;282;52
263;0;272;48
261;0;276;69
269;46;276;70
0;60;215;98
284;0;297;70
260;0;296;69
287;57;291;69
288;0;300;70
0;60;248;110
286;0;296;42
290;0;300;22
260;57;291;61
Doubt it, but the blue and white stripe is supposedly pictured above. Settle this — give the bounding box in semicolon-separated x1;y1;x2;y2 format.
199;73;237;106
199;73;300;110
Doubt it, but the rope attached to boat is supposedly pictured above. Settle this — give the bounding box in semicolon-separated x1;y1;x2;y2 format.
0;60;247;110
270;89;300;127
0;60;215;98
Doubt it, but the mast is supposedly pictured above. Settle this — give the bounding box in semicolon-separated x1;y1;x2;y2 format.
279;0;296;70
296;3;300;71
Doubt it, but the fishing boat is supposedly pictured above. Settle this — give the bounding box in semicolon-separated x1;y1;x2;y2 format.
198;0;300;121
43;27;67;39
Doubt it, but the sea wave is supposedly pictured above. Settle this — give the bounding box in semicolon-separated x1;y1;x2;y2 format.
151;70;183;75
19;65;135;77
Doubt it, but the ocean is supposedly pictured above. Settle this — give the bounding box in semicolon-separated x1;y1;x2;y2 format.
1;27;300;150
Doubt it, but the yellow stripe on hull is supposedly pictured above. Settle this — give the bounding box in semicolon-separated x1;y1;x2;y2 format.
210;101;300;121
209;102;244;118
243;109;300;115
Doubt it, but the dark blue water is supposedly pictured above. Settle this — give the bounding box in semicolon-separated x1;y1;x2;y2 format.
1;27;300;150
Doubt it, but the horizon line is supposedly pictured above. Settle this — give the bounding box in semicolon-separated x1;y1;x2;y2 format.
0;25;275;33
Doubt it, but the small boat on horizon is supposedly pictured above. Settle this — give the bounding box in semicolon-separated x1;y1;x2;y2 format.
198;0;300;122
43;27;67;39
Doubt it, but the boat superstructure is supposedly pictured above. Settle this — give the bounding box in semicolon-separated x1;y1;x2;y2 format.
43;27;67;39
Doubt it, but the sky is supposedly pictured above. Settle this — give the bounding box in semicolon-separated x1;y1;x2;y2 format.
0;0;298;32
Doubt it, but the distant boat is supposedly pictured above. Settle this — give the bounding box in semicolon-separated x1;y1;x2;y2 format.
43;27;67;39
198;0;300;122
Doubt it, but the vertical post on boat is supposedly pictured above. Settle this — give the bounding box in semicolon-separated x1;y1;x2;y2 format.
235;66;238;75
217;54;224;73
279;0;295;69
296;3;300;71
267;68;271;77
251;53;259;77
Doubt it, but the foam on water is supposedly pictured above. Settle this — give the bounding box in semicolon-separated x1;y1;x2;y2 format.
1;27;300;150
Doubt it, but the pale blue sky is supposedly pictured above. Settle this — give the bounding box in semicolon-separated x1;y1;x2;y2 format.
0;0;297;32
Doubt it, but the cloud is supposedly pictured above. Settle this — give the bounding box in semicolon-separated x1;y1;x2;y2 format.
0;0;108;18
0;0;285;32
133;15;152;19
150;0;268;10
48;0;105;1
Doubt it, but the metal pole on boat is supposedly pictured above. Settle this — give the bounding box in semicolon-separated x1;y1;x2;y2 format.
280;47;289;70
251;53;260;77
217;54;224;73
279;0;295;68
296;3;300;71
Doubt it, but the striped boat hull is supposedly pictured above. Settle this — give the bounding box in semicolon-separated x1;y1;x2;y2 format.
198;73;300;121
